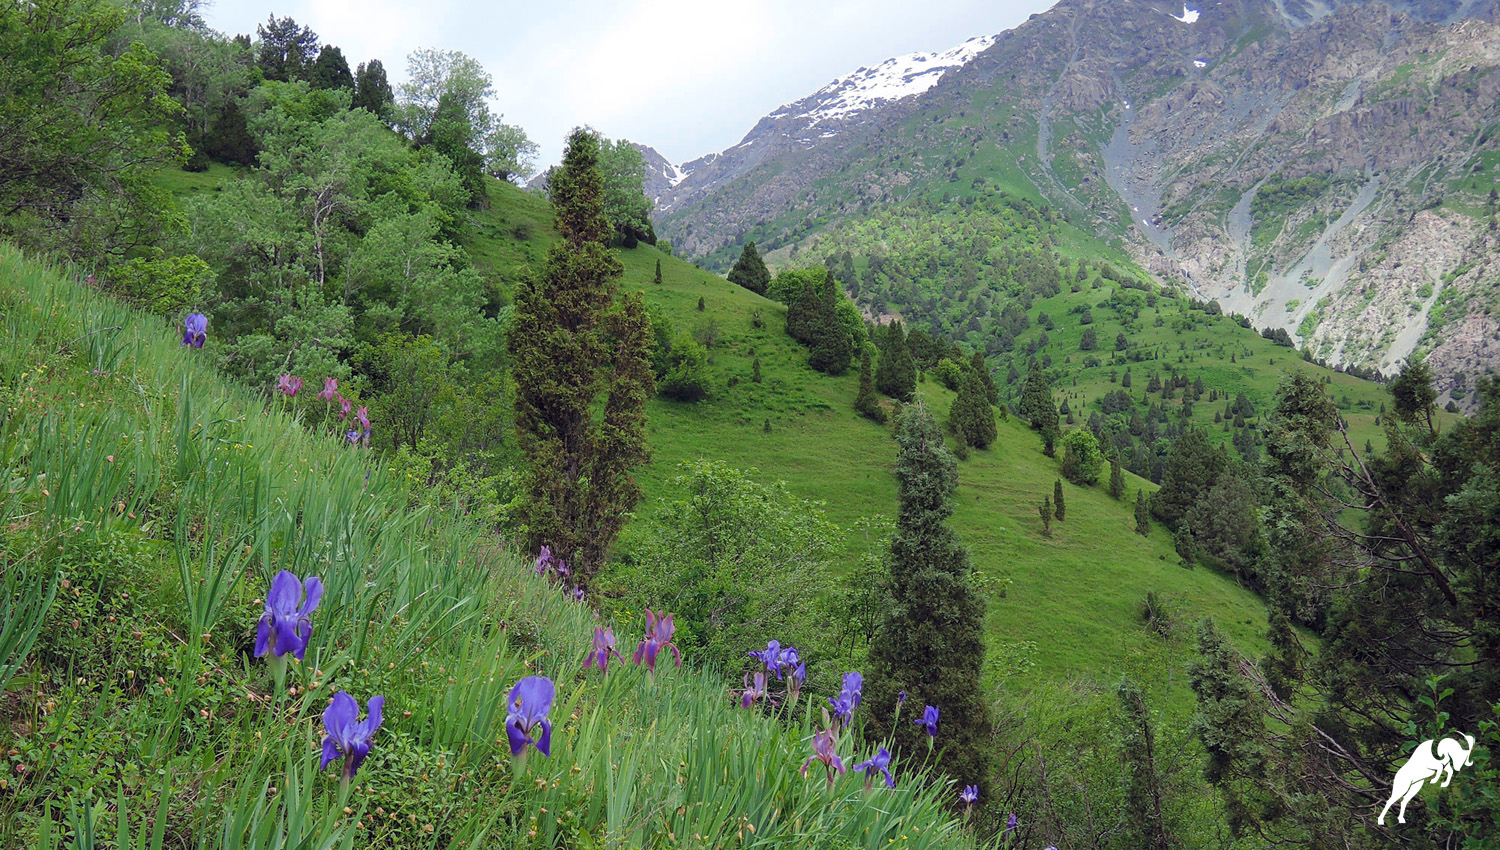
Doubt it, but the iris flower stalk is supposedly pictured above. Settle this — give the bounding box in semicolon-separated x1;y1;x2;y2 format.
505;676;555;774
853;747;894;791
800;728;846;789
321;691;384;801
254;570;323;690
633;610;681;674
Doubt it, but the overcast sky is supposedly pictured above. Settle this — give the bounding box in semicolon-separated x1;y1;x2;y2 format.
201;0;1057;169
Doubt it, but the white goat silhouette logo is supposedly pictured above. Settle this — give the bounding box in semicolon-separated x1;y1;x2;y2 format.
1377;733;1477;825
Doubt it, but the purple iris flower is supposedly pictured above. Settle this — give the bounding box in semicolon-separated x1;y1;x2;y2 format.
254;570;323;661
749;640;782;673
897;690;907;706
800;728;846;788
570;586;585;602
915;704;939;737
345;429;361;444
182;313;207;348
829;671;863;724
355;405;370;431
534;545;553;575
741;670;767;709
1006;813;1018;834
853;747;895;790
633;610;682;673
276;374;302;396
788;661;805;702
960;785;978;805
504;676;554;756
321;691;384;782
583;627;622;674
338;395;352;420
318;377;338;401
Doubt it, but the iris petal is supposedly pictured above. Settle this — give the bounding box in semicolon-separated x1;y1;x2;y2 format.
320;736;340;770
536;718;552;756
505;717;529;756
254;617;271;657
267;570;301;613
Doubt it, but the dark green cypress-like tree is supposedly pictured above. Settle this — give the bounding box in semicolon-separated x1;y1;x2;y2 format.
785;273;822;344
1054;479;1066;521
876;319;917;401
308;45;354;90
727;241;770;295
1019;361;1058;434
751;356;762;383
1109;454;1126;500
509;128;653;590
1189;618;1271;837
1152;428;1226;526
950;365;996;449
1040;495;1053;537
1135;489;1150;536
854;348;886;423
971;351;999;406
865;403;991;798
353;60;394;116
807;273;853;375
1116;677;1177;850
653;258;662;284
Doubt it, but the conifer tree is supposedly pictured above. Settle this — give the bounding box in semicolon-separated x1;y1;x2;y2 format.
785;273;822;344
1135;489;1150;536
510;129;653;590
1109;454;1125;500
854;348;886;423
950;365;996;449
1040;495;1053;537
1054;479;1066;521
751;356;762;384
876;319;917;401
865;403;991;798
353;60;394;116
1189;619;1270;835
971;351;998;406
727;241;770;294
1116;677;1176;850
1152;428;1225;526
653;258;662;284
807;273;853;375
1019;361;1058;434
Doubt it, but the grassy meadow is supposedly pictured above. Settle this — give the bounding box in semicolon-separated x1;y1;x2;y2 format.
0;244;973;848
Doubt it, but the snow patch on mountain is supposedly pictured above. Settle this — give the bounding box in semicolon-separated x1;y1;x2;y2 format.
1171;4;1201;23
770;35;998;127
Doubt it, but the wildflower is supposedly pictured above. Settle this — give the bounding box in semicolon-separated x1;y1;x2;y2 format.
741;670;767;709
321;691;384;790
914;704;939;737
346;429;361;444
853;747;895;790
960;785;978;806
748;640;782;673
830;693;855;724
338;395;352;420
255;570;323;661
583;627;622;674
788;661;805;704
633;610;682;673
182;313;207;348
505;676;555;756
318;377;338;401
897;689;907;706
1006;813;1018;834
355;405;370;432
570;586;585;602
800;728;846;788
534;545;553;575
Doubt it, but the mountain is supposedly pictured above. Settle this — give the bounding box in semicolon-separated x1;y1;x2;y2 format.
657;0;1500;407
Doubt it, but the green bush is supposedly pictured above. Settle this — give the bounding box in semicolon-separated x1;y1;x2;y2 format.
106;253;213;316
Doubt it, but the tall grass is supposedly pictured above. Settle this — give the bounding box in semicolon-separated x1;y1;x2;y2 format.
0;244;981;849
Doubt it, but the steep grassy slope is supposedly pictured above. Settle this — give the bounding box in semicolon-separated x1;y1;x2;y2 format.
0;244;968;848
461;180;1273;693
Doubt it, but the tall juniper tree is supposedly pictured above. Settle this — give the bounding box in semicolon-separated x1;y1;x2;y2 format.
876;319;917;401
866;403;991;798
727;240;770;295
854;347;885;423
510;129;653;589
950;363;996;449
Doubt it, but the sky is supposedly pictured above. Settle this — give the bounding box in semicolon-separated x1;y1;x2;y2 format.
201;0;1057;170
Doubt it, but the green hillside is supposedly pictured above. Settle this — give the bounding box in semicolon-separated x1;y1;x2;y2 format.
0;244;969;848
452;179;1273;689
